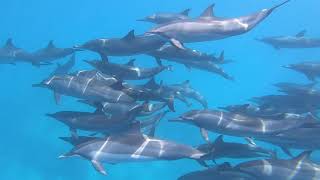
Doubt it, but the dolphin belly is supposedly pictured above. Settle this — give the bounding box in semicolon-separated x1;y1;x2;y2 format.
90;151;157;164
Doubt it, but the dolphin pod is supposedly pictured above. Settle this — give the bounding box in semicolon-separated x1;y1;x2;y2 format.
7;0;320;178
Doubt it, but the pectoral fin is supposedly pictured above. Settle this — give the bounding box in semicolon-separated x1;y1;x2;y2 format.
200;128;210;143
170;38;185;50
91;160;107;176
54;91;61;105
155;57;163;66
281;147;293;157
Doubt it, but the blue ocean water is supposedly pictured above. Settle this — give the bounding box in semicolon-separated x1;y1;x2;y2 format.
1;0;320;179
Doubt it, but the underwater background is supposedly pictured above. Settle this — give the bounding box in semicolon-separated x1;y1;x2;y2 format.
1;0;320;179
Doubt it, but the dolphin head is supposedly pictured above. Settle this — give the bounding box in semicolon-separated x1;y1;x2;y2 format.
282;64;297;70
46;111;79;125
169;110;202;124
75;39;108;51
137;14;157;23
238;0;290;32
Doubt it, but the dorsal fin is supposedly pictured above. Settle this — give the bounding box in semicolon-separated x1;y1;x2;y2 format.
4;38;16;49
214;135;224;145
182;80;190;87
199;4;215;18
293;151;312;162
180;8;191;16
296;30;307;38
47;40;56;49
122;30;135;41
126;59;136;66
144;77;159;89
125;122;142;135
217;162;232;171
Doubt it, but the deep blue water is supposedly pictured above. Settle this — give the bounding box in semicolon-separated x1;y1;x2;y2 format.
1;0;320;179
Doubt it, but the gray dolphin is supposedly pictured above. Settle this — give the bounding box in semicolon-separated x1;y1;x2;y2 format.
121;80;176;112
178;163;257;180
236;151;320;180
197;135;275;163
147;45;234;80
256;125;320;156
79;100;167;117
0;38;32;65
85;59;171;80
219;104;297;120
76;30;166;61
32;73;132;104
256;30;320;49
27;40;79;66
59;136;100;146
250;95;320;115
47;108;167;137
148;45;231;65
59;128;206;175
283;61;320;82
146;79;208;108
170;110;315;140
48;54;76;78
138;9;191;24
148;1;290;49
274;82;319;96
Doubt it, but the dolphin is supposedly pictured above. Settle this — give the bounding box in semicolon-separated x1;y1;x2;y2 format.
236;151;320;180
121;80;176;111
178;163;257;180
147;45;234;80
27;40;79;66
146;79;208;108
138;8;191;24
256;30;320;49
170;110;316;140
48;53;76;78
59;127;206;175
219;104;297;120
79;100;167;117
164;80;208;108
47;108;167;137
75;30;166;61
256;125;320;156
32;73;132;104
147;45;231;65
85;59;171;80
148;1;290;49
59;136;100;146
197;135;275;164
250;95;320;115
283;61;320;82
274;82;319;96
0;38;32;65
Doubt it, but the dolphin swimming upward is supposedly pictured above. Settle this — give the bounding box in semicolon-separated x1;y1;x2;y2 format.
148;1;290;49
257;30;320;49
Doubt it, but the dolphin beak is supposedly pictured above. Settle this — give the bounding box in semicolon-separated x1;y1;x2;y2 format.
137;18;148;22
32;83;45;88
46;113;58;119
168;117;185;122
282;65;292;69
